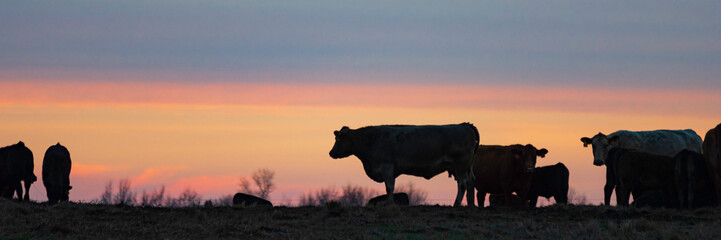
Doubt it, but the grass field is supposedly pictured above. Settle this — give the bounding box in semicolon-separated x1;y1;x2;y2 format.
1;199;720;239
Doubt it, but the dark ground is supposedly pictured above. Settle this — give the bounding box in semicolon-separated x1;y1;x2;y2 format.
1;199;720;239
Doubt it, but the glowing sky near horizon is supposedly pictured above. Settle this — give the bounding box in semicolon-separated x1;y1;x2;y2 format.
1;1;720;205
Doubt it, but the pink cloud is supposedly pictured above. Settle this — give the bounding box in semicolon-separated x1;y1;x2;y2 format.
130;165;188;187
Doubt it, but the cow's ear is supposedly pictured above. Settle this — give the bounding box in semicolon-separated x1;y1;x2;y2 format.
608;135;619;145
537;148;548;158
581;137;592;147
511;149;522;159
334;130;340;136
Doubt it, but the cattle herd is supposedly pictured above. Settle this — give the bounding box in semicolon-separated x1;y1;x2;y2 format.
330;122;721;209
0;142;72;204
2;123;720;211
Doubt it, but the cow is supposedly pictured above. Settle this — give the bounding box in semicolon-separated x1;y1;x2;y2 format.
472;144;548;208
580;129;702;166
42;143;72;204
366;193;409;206
674;149;716;209
329;123;479;207
232;193;272;207
610;148;676;207
527;162;569;207
0;141;36;201
703;123;721;205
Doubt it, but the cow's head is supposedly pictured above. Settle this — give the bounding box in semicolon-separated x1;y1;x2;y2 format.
512;144;548;173
580;132;619;166
330;126;354;159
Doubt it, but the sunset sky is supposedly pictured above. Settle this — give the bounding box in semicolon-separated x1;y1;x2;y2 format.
2;1;720;205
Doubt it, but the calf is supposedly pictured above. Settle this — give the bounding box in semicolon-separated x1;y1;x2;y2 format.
611;148;675;207
366;193;409;206
472;144;548;207
675;149;716;209
527;163;569;207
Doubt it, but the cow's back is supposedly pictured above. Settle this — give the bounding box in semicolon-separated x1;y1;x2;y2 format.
703;124;721;204
611;129;702;157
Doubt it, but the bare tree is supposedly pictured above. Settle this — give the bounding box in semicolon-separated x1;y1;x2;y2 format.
299;192;317;206
396;182;428;205
114;178;136;205
238;168;276;199
99;180;114;204
140;185;166;207
175;186;202;207
314;187;338;205
339;184;376;206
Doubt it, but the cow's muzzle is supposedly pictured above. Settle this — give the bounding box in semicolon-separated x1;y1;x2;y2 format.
593;159;605;166
526;167;535;173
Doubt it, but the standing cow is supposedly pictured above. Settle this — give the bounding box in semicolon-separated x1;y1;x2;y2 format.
329;123;479;207
472;144;548;207
610;148;676;207
703;123;721;205
43;143;72;204
581;129;702;205
675;149;716;209
527;162;569;207
0;141;36;201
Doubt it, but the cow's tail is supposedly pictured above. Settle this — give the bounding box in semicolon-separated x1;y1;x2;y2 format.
465;122;480;155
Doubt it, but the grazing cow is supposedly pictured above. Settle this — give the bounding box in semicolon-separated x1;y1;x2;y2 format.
610;148;675;207
366;193;409;206
581;129;702;166
674;149;716;209
42;143;72;204
329;123;479;207
0;141;37;201
232;193;272;207
472;144;548;207
527;163;569;207
703;123;721;205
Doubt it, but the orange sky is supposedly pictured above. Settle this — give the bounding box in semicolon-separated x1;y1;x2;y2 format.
1;81;719;205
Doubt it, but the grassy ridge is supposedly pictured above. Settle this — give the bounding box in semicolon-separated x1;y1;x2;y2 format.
1;199;720;239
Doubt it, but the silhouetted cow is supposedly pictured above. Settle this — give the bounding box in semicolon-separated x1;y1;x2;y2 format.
675;149;717;209
232;193;272;207
703;123;721;205
330;123;479;207
581;129;702;166
0;141;37;201
42;143;72;204
366;193;409;206
472;144;548;207
528;162;569;207
610;148;675;207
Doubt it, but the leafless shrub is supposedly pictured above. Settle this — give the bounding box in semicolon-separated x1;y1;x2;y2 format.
140;185;166;207
211;194;234;207
239;168;276;199
314;187;338;206
396;182;428;205
568;187;588;205
99;180;114;205
299;192;317;206
113;178;136;206
339;184;377;206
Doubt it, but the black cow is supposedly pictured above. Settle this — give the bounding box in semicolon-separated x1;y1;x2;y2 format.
232;193;272;207
675;149;716;209
42;143;72;204
366;193;409;206
610;148;676;207
528;162;569;207
0;141;36;201
330;123;479;207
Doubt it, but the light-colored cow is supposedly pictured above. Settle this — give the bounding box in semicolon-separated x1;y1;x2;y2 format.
580;129;702;166
329;123;479;207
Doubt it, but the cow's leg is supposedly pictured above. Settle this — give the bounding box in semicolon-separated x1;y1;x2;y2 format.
604;182;614;206
23;181;31;201
476;191;486;208
465;178;475;207
615;185;630;207
528;196;538;208
384;177;395;204
13;181;22;201
453;179;466;207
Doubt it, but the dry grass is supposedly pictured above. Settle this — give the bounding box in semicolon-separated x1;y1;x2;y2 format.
1;198;720;239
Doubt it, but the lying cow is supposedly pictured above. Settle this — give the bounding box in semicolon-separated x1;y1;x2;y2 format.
581;129;702;206
472;144;548;207
366;193;409;206
232;193;272;207
675;149;716;209
610;148;675;207
330;123;479;207
528;162;569;207
42;143;72;204
703;123;721;205
0;141;37;201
